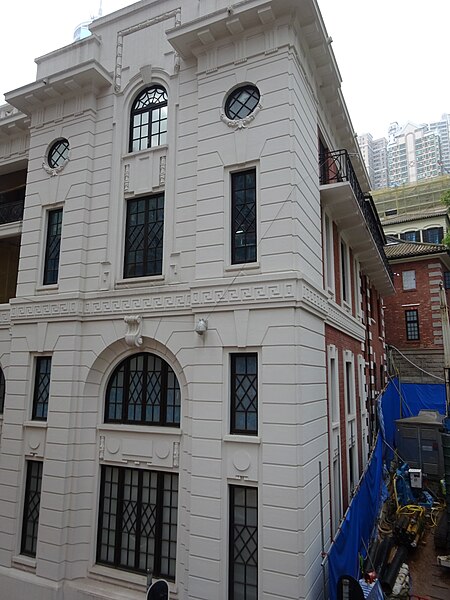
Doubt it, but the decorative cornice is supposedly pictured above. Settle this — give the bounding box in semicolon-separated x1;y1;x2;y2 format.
5;279;364;337
326;301;366;341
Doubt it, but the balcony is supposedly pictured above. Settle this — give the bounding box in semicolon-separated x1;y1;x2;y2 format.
320;149;394;295
0;198;24;225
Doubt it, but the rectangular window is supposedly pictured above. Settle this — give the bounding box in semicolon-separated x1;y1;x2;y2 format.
400;230;420;242
231;170;256;264
405;309;420;340
423;227;443;244
32;357;51;420
230;353;258;435
444;271;450;290
124;194;164;278
345;358;355;415
323;213;335;295
229;486;258;600
340;240;350;305
21;460;43;557
97;466;178;580
402;270;416;290
43;208;63;285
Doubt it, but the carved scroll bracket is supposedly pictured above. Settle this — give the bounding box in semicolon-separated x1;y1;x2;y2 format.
124;315;143;347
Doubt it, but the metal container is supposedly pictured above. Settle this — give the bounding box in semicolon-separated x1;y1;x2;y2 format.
395;410;445;478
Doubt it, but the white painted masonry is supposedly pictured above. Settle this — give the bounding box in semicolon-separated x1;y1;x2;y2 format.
0;1;392;598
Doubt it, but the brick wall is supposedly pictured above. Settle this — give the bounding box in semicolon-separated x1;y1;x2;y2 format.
384;258;445;350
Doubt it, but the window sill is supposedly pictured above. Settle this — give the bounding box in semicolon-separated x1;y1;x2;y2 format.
98;424;181;435
35;284;59;293
88;564;177;595
224;262;260;274
12;555;36;573
115;275;165;289
122;144;168;160
23;420;48;429
88;564;146;590
223;434;261;444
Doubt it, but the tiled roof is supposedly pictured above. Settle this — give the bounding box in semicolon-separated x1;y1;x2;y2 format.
384;236;449;259
381;206;448;225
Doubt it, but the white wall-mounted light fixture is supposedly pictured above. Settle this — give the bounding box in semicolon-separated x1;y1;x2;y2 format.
195;318;208;335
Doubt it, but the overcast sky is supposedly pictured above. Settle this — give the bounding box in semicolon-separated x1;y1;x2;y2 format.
1;0;448;139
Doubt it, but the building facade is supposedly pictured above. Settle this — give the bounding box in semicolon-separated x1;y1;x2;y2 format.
384;238;450;382
0;1;392;599
358;115;450;190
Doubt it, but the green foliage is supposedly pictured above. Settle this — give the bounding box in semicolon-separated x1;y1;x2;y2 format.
443;231;450;248
441;189;450;207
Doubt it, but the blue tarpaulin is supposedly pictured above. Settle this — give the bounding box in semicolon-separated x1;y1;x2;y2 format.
380;377;446;457
328;435;384;600
327;378;446;599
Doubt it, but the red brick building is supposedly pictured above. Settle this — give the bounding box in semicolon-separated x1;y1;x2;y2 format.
320;155;393;530
384;237;450;382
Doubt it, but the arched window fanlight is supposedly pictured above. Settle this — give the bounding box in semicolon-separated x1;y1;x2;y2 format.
105;352;180;426
129;86;168;152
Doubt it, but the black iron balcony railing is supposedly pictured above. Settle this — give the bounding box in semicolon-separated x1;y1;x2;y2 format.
0;199;24;225
320;149;393;280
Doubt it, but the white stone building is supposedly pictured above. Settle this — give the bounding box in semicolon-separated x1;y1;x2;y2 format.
0;1;393;598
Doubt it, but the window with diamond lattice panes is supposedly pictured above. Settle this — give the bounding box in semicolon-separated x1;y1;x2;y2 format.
231;170;256;264
97;466;178;579
230;353;257;434
229;485;258;600
32;357;51;420
105;353;180;426
43;208;63;285
21;461;43;557
124;194;164;278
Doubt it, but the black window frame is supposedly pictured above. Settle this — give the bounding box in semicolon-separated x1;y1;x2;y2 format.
225;85;260;120
0;366;5;414
230;353;258;435
400;230;420;242
124;194;164;279
43;208;63;285
105;352;180;427
21;460;43;557
96;465;178;580
405;309;420;341
48;138;69;168
129;86;168;152
444;271;450;290
422;226;444;244
231;169;257;265
32;356;52;421
229;485;258;600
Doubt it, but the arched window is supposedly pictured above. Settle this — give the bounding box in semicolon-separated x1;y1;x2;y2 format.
129;86;168;152
105;353;180;426
0;367;5;414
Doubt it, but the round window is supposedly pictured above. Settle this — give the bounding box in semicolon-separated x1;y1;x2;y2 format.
225;85;260;120
48;139;69;168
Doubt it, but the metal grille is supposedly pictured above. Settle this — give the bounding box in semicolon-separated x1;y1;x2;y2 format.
97;466;178;579
48;139;69;168
231;170;257;264
0;367;4;414
231;354;258;434
229;486;258;600
124;195;164;278
105;352;180;426
43;208;63;285
130;86;168;152
21;461;43;557
32;357;51;420
405;309;420;340
225;85;260;120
